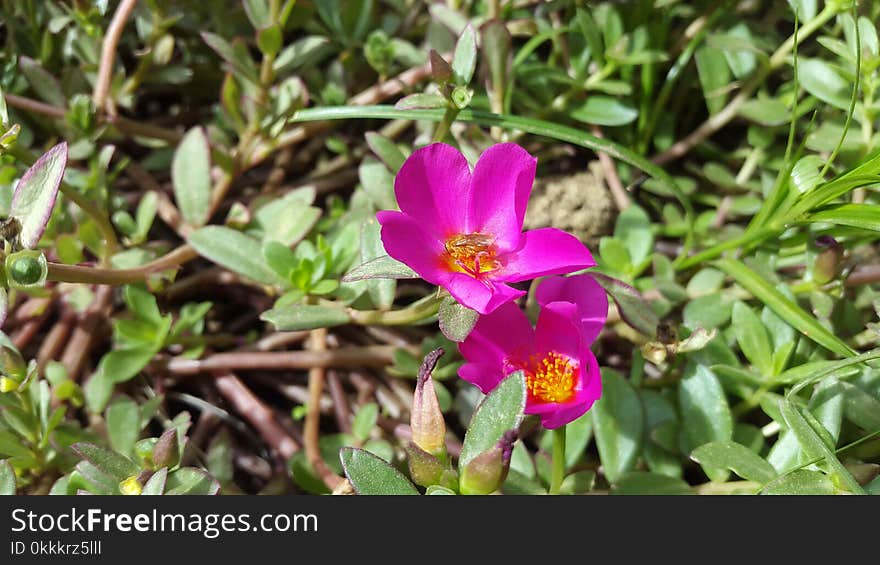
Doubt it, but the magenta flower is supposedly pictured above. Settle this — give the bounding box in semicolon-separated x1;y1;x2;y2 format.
458;274;608;428
376;143;595;315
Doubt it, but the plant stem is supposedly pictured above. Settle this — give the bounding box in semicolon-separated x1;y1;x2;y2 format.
549;425;566;495
348;294;442;325
93;0;139;115
432;106;460;143
46;244;197;285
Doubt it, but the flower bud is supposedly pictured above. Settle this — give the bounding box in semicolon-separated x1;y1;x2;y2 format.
450;86;473;109
405;442;458;490
811;236;843;284
134;437;159;467
119;476;142;495
429;50;453;84
152;428;181;470
5;250;48;289
459;430;517;495
0;376;18;393
411;348;447;459
0;345;27;382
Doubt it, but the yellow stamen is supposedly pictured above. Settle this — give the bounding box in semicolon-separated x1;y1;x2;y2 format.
443;233;500;277
523;352;577;404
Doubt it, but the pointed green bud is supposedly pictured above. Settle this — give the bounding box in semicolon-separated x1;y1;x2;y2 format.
459;430;517;495
405;442;458;490
152;428;181;470
411;348;447;459
429;49;453;85
0;345;27;381
811;236;843;284
134;437;159;468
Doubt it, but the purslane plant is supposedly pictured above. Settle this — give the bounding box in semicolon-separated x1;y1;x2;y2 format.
371;141;609;493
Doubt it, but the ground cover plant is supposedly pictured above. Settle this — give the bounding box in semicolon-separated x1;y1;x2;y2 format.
0;0;878;496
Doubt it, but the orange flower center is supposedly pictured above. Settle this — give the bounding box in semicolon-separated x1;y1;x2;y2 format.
523;351;577;404
443;233;500;277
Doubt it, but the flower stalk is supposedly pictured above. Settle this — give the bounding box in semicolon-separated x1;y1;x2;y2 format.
549;425;566;495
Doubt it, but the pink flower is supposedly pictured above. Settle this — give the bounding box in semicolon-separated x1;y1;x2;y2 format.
376;143;595;315
458;274;608;428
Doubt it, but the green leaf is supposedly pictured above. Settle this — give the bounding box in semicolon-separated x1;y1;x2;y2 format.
365;132;406;173
357;218;396;309
100;346;157;384
260;303;350;331
591;272;658;337
19;56;66;107
804;204;880;231
438;296;478;342
615;205;653;265
172;127;212;227
790;155;825;195
394;93;448;110
799;58;851;110
0;459;14;494
841;381;880;431
164;467;221;495
678;364;733;481
460;371;527;469
780;399;865;494
142;467;167;495
576;8;605;67
243;0;269;28
612;471;693;494
761;469;835;495
252;188;321;247
715;258;855;357
359;157;396;211
71;442;138;482
731;301;773;377
772;349;880;386
691;441;776;484
257;24;283;57
342;254;418;281
339;447;419;495
200;32;259;85
570;96;638;126
352;403;379;442
10;142;67;249
592;369;643;484
737;98;790;126
124;284;163;326
189;226;287;286
694;46;730;115
106;396;140;456
452;24;477;85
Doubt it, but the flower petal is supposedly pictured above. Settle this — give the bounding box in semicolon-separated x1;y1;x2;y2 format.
459;301;533;370
469;143;537;251
393;143;472;237
536;274;608;344
445;273;525;315
458;362;506;395
500;228;595;282
377;210;449;285
533;301;582;360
